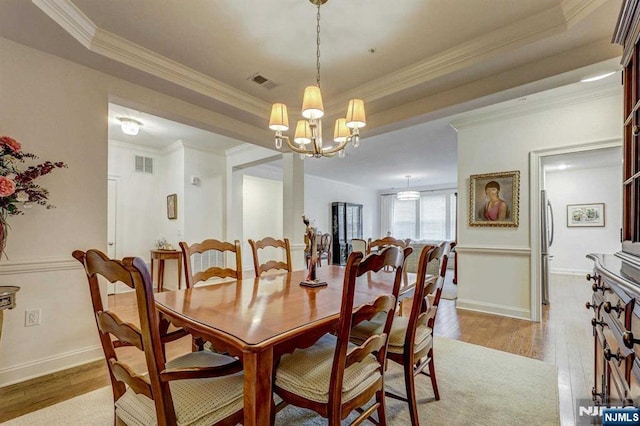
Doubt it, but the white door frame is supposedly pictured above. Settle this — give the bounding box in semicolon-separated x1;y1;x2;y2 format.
529;138;621;321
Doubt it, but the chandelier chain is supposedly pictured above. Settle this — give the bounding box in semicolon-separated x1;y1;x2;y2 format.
316;3;321;87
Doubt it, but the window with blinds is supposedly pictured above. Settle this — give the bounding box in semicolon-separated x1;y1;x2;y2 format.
391;191;456;241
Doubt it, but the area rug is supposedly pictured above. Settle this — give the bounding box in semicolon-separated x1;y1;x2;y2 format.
440;280;457;300
4;338;559;426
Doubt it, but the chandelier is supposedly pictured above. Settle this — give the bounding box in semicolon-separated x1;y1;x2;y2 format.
268;0;366;159
397;175;420;201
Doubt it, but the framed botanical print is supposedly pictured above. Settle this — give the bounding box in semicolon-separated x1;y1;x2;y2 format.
567;203;604;227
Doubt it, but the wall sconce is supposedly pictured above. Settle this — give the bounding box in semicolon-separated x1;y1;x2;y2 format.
118;117;143;136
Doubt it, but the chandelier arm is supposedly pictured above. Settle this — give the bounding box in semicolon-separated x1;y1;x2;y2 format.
280;135;318;155
316;139;349;155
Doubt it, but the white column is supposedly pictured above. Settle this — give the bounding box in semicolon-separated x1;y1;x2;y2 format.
282;153;306;270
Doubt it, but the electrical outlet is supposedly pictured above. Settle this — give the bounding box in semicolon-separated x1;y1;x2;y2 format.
25;309;41;327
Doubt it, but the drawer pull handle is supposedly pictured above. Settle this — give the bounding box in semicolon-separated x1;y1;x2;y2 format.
623;330;640;349
604;347;622;362
592;282;609;293
592;387;604;403
585;302;600;311
587;273;600;282
603;301;624;317
591;318;607;328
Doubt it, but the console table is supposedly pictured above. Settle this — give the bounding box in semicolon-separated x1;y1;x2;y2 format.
150;249;182;292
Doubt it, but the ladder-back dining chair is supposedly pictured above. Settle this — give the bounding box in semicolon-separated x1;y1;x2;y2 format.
179;238;243;287
351;243;447;425
72;249;244;426
350;238;368;255
368;236;411;278
273;246;408;425
317;233;332;267
248;237;292;277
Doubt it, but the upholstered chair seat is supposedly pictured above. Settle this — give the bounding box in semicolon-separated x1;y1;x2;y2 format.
350;313;433;355
275;334;382;403
116;351;244;426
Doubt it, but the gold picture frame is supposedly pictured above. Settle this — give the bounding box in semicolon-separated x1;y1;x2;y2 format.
469;170;520;227
167;194;177;220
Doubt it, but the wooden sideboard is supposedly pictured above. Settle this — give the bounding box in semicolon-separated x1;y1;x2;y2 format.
587;253;640;406
589;0;640;408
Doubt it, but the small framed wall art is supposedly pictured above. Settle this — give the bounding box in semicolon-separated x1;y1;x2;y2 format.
567;203;604;227
167;194;177;220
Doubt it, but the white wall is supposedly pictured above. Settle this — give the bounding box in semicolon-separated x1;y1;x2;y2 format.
183;145;226;244
304;175;379;239
454;86;621;320
108;141;163;259
0;37;251;386
546;164;622;274
242;175;284;272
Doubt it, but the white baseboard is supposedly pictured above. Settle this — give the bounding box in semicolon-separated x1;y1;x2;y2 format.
456;298;531;320
0;345;103;387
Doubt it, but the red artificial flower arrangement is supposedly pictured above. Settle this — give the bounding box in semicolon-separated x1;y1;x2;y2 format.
0;136;67;251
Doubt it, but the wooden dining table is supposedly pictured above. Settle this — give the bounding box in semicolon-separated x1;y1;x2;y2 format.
154;265;418;426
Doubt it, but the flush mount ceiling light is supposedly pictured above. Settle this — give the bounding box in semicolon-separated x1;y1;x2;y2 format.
117;117;143;136
268;0;366;159
397;175;420;201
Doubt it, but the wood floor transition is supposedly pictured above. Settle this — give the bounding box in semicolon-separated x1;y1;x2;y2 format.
0;271;592;424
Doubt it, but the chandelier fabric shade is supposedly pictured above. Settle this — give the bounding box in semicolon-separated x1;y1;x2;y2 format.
301;86;324;119
333;118;349;143
345;99;366;129
294;120;312;145
268;0;365;158
269;103;289;131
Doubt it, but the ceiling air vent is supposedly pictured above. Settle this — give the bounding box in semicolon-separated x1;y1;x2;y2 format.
135;155;153;174
248;73;277;90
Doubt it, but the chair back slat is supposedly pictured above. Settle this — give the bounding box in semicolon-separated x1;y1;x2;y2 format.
96;311;144;350
192;266;239;283
345;326;388;368
109;360;153;399
248;237;292;276
180;239;242;287
367;236;411;254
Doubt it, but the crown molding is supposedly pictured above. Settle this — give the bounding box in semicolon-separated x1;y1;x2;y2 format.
326;0;608;112
35;0;610;126
33;0;271;119
450;83;620;129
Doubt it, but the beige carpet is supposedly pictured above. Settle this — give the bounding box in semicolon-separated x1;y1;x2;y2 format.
440;280;457;300
4;338;559;426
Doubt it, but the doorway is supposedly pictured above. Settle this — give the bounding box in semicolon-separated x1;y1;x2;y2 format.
530;140;622;321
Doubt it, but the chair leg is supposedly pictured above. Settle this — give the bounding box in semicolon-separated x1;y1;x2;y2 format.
376;387;387;426
404;362;420;426
428;348;440;401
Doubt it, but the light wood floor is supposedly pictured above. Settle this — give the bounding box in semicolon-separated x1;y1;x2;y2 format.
0;271;592;424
